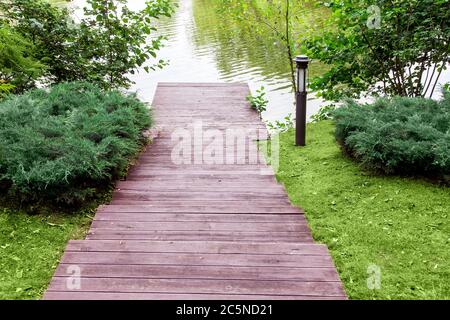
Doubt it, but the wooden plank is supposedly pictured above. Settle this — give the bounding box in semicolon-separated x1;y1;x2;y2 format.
93;213;304;223
60;251;330;267
157;82;249;87
128;165;271;171
47;277;345;297
142;142;264;147
112;191;289;201
126;171;271;176
90;221;309;232
133;160;268;165
43;291;347;300
96;205;303;214
86;230;313;242
115;184;285;193
65;240;327;255
123;177;277;182
110;200;293;206
114;189;287;202
87;230;309;236
86;233;311;242
125;174;277;179
53;263;340;282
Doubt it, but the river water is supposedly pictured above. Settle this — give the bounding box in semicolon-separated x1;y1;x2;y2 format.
67;0;449;124
67;0;329;124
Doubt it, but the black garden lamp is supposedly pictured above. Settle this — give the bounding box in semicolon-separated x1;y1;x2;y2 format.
294;55;309;146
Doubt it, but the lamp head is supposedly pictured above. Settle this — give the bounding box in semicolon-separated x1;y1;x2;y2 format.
294;55;310;69
294;56;309;93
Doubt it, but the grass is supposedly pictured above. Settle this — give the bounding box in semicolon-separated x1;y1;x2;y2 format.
0;210;90;299
0;191;113;300
0;207;95;300
274;120;450;300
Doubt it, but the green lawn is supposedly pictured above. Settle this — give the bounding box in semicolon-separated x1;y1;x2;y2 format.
275;120;450;299
0;206;96;299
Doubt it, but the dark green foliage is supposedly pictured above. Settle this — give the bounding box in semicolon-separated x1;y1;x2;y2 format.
0;25;45;95
333;93;450;177
0;82;151;207
78;0;174;89
0;0;84;84
305;0;450;100
0;0;174;90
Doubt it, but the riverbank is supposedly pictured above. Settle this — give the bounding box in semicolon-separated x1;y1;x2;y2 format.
275;121;450;299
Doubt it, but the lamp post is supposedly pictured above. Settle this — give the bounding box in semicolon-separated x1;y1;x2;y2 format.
294;55;309;146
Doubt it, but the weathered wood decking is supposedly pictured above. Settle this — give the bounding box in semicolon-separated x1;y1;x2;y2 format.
44;83;346;300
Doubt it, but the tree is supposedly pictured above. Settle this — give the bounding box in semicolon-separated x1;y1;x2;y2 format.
0;0;174;90
304;0;450;101
218;0;300;92
0;25;45;96
78;0;174;89
0;0;85;83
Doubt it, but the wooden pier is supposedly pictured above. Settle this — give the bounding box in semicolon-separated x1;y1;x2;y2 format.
44;83;346;300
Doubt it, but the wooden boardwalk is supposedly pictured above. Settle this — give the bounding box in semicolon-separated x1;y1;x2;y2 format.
44;83;346;300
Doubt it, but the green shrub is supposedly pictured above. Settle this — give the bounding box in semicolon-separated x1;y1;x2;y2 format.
0;82;151;207
333;93;450;177
246;86;268;116
311;104;337;123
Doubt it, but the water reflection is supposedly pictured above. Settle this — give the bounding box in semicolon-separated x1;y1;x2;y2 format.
191;0;332;123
